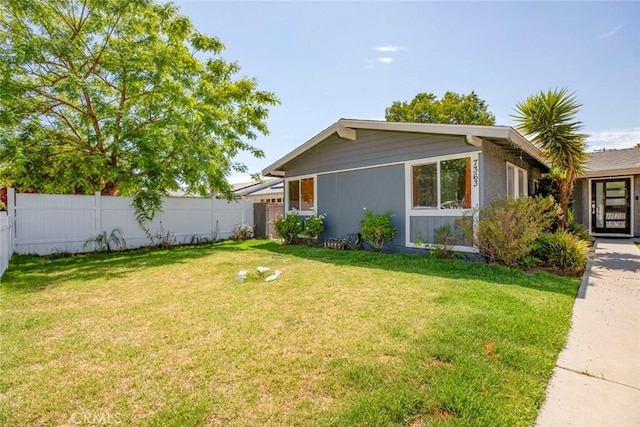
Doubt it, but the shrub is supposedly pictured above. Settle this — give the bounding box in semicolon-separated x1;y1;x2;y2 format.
475;196;557;267
302;214;325;245
535;230;590;275
273;211;303;244
231;224;254;241
428;224;456;259
360;209;396;251
568;220;593;243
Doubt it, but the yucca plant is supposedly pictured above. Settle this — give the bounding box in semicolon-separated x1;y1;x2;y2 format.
512;88;588;230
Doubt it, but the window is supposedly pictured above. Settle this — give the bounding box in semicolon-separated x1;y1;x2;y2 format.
287;177;314;211
506;163;528;198
412;157;471;209
412;164;437;208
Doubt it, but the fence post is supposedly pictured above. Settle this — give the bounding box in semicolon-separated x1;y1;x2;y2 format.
94;191;101;235
211;194;216;239
7;187;15;254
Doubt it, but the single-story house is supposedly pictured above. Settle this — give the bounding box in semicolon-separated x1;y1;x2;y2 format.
573;147;640;238
262;119;551;252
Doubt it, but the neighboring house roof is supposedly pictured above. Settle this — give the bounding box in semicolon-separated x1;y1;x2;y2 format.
233;178;284;197
583;147;640;177
262;118;549;177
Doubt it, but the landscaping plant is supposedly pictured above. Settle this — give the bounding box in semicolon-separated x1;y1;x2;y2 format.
513;88;587;230
273;211;303;244
302;214;325;245
474;196;557;267
360;209;396;251
535;230;590;275
231;224;254;242
82;229;126;253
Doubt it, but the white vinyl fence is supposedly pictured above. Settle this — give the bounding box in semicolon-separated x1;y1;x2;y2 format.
0;211;14;279
8;190;252;256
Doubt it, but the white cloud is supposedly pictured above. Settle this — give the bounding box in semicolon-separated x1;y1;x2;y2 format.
585;128;640;151
600;23;624;39
374;46;406;52
376;57;393;64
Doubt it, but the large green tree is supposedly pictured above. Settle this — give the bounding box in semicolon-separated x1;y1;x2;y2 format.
0;0;278;220
385;91;496;125
512;88;587;230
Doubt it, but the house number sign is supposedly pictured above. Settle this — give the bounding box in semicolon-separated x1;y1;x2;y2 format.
472;159;479;187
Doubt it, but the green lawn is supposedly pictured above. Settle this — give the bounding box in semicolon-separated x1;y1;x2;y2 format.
0;241;579;426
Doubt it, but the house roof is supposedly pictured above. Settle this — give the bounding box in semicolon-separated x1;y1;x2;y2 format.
262;119;549;177
233;178;284;197
584;147;640;177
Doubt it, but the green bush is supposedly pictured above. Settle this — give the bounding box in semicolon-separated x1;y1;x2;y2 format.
273;211;303;244
475;196;557;267
535;230;590;275
360;209;396;251
302;214;325;245
568;220;593;243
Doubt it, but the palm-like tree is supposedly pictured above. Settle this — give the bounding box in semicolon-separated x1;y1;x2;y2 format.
512;88;587;230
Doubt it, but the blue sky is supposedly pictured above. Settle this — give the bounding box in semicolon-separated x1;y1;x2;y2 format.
175;1;640;180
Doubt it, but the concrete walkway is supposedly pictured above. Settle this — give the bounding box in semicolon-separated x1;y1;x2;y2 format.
536;239;640;427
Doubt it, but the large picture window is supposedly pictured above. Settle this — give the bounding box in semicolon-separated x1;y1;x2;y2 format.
412;157;471;209
287;177;314;211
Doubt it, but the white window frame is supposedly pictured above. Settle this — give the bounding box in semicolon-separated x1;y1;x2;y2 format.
506;162;528;198
284;174;317;215
404;152;480;253
406;152;480;217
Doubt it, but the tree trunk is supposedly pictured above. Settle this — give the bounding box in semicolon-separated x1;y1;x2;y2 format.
102;181;120;196
556;178;573;231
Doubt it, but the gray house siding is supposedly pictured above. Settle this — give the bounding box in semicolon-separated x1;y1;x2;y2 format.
480;140;543;205
573;179;589;230
282;130;478;177
317;165;405;247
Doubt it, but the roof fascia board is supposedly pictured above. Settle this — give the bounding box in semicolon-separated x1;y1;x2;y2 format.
262;120;342;177
583;168;640;178
235;179;284;196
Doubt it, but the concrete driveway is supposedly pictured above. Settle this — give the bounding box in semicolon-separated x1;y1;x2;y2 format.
536;239;640;426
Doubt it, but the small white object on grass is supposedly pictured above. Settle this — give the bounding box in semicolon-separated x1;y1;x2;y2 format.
265;269;282;282
257;266;271;274
238;270;248;276
234;275;246;282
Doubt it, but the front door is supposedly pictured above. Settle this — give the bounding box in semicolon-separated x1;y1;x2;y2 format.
591;178;631;235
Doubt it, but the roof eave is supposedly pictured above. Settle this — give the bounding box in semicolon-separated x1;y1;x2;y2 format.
505;128;550;168
234;178;284;196
583;168;640;178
